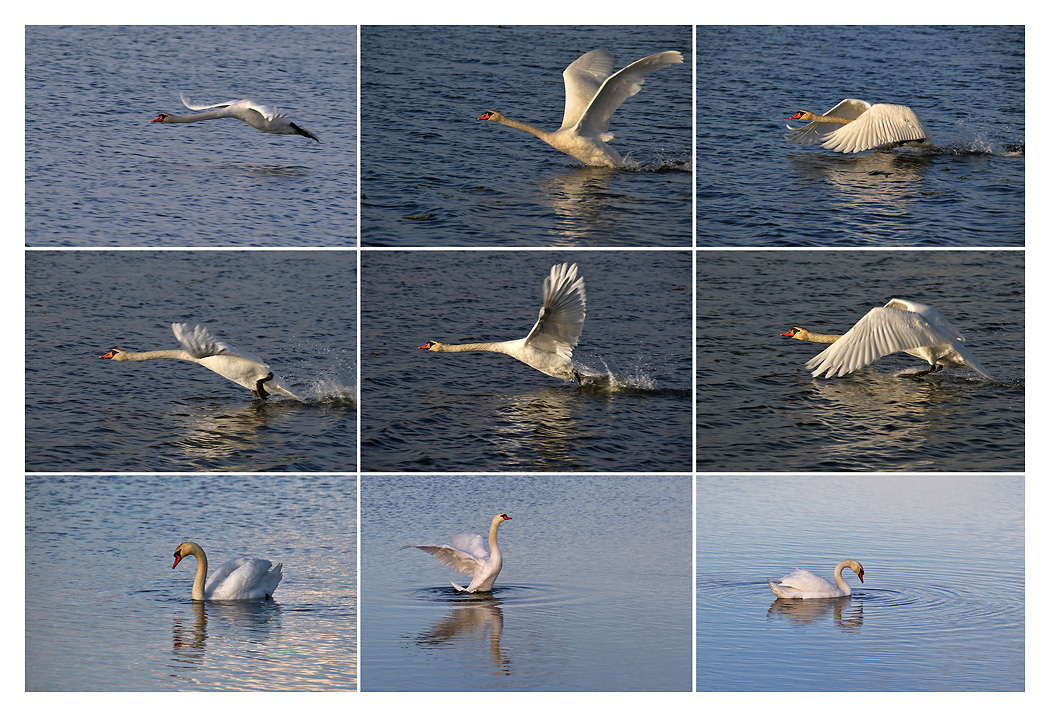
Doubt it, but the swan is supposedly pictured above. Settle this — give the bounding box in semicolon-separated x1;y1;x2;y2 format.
477;48;683;167
785;99;930;153
418;263;586;383
403;513;512;593
172;541;283;601
152;92;319;141
99;322;301;399
768;559;865;599
781;299;991;379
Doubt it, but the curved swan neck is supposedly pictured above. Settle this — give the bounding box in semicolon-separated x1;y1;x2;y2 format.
833;559;863;594
175;542;209;600
488;513;510;556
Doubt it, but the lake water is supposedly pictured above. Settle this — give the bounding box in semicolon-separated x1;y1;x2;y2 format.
697;474;1024;691
25;474;357;691
25;250;357;472
359;250;693;472
696;25;1024;246
697;250;1024;472
360;474;693;691
360;25;693;247
25;25;357;247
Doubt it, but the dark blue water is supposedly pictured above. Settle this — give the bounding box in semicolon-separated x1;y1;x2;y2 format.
360;250;693;472
360;26;692;247
697;250;1024;471
25;26;357;247
25;251;357;471
696;25;1024;246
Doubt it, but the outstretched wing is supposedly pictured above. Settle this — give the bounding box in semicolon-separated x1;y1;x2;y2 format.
523;263;587;359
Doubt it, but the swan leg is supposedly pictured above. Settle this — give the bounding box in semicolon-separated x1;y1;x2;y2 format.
252;372;274;399
905;363;942;379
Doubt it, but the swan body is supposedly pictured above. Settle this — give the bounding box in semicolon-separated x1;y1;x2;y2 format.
785;99;930;153
99;322;301;399
404;513;512;593
768;559;865;599
478;49;683;167
152;92;319;141
419;263;586;382
172;541;283;601
782;299;991;379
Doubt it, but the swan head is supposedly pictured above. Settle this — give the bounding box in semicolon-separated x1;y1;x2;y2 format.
418;340;444;351
477;111;503;122
848;560;865;582
99;349;128;360
152;113;172;123
780;327;807;339
172;541;202;569
496;513;511;523
790;110;816;121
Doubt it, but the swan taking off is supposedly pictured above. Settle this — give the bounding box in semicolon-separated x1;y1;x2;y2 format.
152;92;320;141
172;541;283;601
477;48;683;167
768;559;865;599
785;99;930;153
781;299;991;380
100;322;301;400
403;513;512;593
419;263;586;383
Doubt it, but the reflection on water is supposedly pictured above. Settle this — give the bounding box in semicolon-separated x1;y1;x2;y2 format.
766;596;864;630
410;594;510;676
170;600;284;678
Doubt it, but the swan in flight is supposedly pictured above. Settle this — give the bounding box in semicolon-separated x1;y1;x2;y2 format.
768;559;865;599
173;541;283;601
781;299;991;379
477;48;683;167
785;99;930;153
403;513;512;593
152;92;320;141
99;322;301;399
419;263;587;383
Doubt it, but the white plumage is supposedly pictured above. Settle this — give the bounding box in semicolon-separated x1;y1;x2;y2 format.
786;99;930;153
172;541;283;601
768;559;865;599
152;92;319;141
404;513;512;593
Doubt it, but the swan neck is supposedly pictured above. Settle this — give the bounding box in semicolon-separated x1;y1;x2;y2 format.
116;349;195;361
796;330;842;344
833;560;852;594
191;545;208;600
166;109;228;123
804;111;852;126
492;114;552;141
434;341;510;355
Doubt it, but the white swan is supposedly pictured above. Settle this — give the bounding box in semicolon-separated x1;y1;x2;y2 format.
768;559;865;599
781;299;991;379
785;99;930;153
477;49;683;167
419;263;586;382
404;513;512;593
152;92;319;141
99;322;301;399
172;541;283;601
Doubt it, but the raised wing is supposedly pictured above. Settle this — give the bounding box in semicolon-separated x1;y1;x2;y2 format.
171;323;266;364
560;49;617;131
573;50;683;138
523;263;586;359
785;98;872;145
822;103;929;153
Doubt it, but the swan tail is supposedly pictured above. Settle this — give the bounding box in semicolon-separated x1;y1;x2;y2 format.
450;580;470;592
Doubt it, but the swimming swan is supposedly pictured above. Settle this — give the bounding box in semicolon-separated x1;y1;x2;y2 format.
768;559;865;599
419;263;586;383
478;49;683;167
785;99;930;153
404;513;512;593
152;92;319;141
99;322;301;399
781;299;991;379
172;541;283;601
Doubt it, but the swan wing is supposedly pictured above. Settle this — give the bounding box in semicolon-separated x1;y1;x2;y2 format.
775;568;836;594
523;263;587;358
785;98;872;144
821;103;930;154
560;49;617;131
572;51;683;138
180;94;281;120
205;557;282;599
407;544;483;577
171;323;268;365
448;532;490;560
805;303;968;378
883;299;992;378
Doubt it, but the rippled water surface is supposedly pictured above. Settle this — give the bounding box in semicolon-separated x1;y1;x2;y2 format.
361;474;692;691
25;25;356;247
697;25;1024;246
697;250;1023;471
697;475;1023;691
25;475;357;691
25;251;357;472
360;25;692;247
360;251;693;472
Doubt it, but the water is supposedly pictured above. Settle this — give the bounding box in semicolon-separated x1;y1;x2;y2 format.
697;250;1024;472
25;474;357;691
360;474;692;691
360;26;693;247
696;25;1024;246
697;475;1024;691
25;26;357;247
360;250;693;472
25;251;357;472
